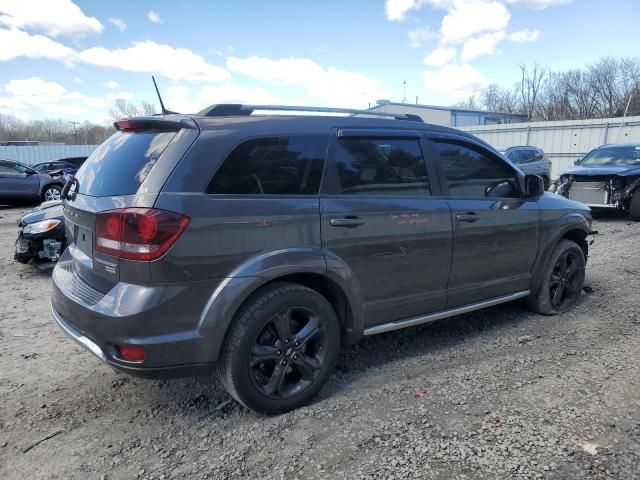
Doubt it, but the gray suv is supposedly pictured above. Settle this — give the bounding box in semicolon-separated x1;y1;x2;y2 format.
52;105;592;414
500;146;552;189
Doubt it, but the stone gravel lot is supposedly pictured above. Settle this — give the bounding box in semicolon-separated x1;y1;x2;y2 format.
0;206;638;480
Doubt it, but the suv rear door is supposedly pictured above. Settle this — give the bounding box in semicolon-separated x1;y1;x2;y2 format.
320;128;452;326
428;134;540;308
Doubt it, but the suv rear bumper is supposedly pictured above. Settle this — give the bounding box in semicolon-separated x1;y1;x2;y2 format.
51;253;221;378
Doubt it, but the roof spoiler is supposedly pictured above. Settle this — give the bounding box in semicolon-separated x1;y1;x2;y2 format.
114;117;197;131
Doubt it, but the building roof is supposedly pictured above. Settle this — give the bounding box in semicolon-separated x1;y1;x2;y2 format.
369;101;527;117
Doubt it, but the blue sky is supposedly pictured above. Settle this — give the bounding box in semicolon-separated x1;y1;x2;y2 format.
0;0;638;124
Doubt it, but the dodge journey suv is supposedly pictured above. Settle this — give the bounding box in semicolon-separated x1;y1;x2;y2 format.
52;105;592;414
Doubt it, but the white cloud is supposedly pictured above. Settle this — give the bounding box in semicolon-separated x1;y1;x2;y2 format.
226;56;389;108
385;0;453;21
73;77;83;83
441;0;510;44
506;0;572;9
461;31;506;61
0;0;103;37
509;28;540;42
103;80;119;89
423;47;456;66
408;26;437;47
0;27;76;64
424;64;489;96
167;85;191;96
386;0;420;21
199;84;281;106
79;41;229;83
0;77;109;119
108;17;127;32
147;10;162;24
161;83;281;113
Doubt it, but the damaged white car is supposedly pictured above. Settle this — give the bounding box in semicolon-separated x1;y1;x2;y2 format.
555;143;640;221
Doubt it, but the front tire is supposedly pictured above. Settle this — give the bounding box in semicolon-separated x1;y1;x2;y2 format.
218;282;341;414
629;191;640;221
527;239;586;315
41;184;62;202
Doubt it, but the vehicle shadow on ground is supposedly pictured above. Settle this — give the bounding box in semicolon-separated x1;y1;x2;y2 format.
122;282;601;419
128;301;547;417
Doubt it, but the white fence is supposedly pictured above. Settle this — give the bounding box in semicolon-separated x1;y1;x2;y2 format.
460;115;640;179
0;144;99;166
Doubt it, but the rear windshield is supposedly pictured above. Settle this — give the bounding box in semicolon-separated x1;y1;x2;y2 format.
75;130;176;196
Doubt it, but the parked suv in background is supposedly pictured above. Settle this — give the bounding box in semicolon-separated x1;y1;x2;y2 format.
0;159;65;203
52;105;592;414
500;146;552;189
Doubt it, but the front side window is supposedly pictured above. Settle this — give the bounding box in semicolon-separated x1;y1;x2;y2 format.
207;135;327;195
335;138;430;196
0;161;18;174
435;139;519;198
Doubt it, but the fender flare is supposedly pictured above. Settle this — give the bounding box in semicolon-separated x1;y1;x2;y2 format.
529;212;591;295
197;247;364;361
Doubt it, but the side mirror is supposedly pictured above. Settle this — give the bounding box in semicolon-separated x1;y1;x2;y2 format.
524;174;545;197
574;158;581;165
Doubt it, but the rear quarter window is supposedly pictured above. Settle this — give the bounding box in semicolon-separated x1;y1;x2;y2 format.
75;130;176;197
206;135;327;195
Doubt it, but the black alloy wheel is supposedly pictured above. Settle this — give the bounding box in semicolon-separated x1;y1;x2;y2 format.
249;306;327;399
549;250;582;309
218;282;341;414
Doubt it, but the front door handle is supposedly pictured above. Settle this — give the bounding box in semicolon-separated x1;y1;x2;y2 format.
455;212;481;222
330;216;366;228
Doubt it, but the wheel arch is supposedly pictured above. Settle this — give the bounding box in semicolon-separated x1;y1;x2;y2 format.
530;218;590;296
197;248;364;363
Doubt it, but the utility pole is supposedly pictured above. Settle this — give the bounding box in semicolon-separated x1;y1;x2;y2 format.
70;121;79;145
615;94;633;143
402;80;407;104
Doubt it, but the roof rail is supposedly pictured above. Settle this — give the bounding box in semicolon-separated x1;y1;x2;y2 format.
196;104;423;122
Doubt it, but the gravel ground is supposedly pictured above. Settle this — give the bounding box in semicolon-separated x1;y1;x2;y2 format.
0;206;639;480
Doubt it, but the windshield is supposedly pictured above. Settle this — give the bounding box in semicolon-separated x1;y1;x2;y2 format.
580;146;640;166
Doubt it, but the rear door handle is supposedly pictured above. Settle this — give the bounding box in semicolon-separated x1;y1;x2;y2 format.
330;217;366;228
455;212;481;222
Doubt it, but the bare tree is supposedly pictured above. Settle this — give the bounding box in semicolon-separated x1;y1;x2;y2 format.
109;99;157;121
517;62;547;120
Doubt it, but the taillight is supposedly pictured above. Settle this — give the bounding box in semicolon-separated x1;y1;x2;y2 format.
95;208;189;261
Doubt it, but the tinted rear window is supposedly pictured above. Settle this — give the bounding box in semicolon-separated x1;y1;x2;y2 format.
75;131;176;196
206;135;327;195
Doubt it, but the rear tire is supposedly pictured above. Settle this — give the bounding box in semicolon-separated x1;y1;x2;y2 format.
527;239;585;315
218;282;341;414
41;184;62;202
629;191;640;221
541;176;550;191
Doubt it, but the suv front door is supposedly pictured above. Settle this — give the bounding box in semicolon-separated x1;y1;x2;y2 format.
429;135;541;308
321;129;453;326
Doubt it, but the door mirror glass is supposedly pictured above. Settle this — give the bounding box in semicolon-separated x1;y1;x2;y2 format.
524;174;544;197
